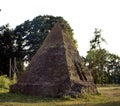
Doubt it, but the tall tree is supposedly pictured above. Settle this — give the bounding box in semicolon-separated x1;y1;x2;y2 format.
86;28;107;84
0;24;15;76
87;28;120;84
0;24;24;77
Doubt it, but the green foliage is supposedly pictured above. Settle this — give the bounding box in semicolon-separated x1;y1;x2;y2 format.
0;75;15;89
87;49;120;84
106;53;120;84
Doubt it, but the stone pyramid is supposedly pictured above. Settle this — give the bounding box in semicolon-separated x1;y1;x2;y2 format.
10;23;97;97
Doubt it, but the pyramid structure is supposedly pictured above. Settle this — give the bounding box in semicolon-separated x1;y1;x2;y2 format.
10;23;97;97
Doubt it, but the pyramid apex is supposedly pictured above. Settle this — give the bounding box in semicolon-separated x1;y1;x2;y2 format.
53;22;66;32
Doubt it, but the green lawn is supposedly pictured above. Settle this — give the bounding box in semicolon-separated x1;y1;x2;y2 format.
0;86;120;106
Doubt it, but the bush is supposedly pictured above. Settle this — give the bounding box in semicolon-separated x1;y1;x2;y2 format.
0;75;16;89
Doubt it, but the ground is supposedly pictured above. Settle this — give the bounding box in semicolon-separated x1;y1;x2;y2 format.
0;85;120;106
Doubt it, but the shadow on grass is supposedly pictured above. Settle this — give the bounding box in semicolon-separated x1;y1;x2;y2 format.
0;91;74;103
0;91;120;106
93;101;120;106
0;92;52;103
55;101;120;106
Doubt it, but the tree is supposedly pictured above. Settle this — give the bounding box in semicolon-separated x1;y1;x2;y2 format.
86;49;108;84
15;15;77;62
0;24;24;78
86;28;107;84
87;28;120;84
0;24;15;76
106;53;120;84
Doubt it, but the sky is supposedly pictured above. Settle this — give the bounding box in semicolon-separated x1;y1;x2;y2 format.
0;0;120;57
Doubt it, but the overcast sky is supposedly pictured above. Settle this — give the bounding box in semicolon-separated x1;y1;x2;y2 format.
0;0;120;57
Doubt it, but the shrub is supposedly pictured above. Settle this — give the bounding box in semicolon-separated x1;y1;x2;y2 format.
0;75;16;89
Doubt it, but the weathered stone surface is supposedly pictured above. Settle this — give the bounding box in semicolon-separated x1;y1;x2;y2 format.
10;23;97;97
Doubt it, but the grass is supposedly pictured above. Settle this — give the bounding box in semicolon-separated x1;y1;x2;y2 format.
0;86;120;106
